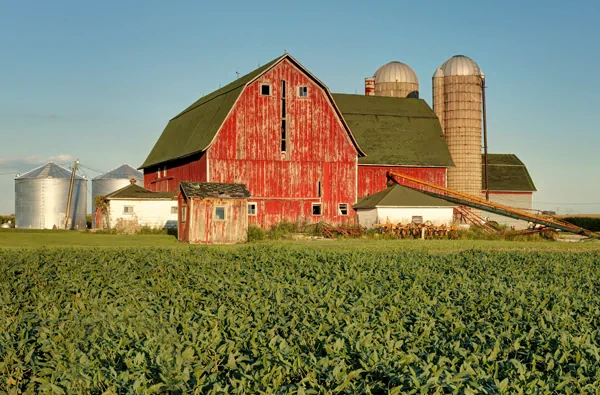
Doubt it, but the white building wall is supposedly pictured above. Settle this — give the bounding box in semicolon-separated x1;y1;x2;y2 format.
357;207;455;228
107;199;178;230
482;193;533;230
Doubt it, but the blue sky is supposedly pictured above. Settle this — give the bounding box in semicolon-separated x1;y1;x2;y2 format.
1;0;599;214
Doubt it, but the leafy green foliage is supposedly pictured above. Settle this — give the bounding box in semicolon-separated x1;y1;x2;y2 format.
2;247;600;392
247;226;266;242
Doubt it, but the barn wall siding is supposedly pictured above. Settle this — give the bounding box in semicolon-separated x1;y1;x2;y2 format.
358;166;447;198
188;198;248;244
207;59;358;228
145;153;208;192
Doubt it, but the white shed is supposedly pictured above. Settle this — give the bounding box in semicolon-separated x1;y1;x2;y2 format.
354;184;456;228
96;180;178;232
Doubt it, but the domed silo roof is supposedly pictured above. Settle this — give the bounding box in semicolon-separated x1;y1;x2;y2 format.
92;164;143;181
433;67;445;78
373;61;419;84
439;55;484;77
16;162;83;180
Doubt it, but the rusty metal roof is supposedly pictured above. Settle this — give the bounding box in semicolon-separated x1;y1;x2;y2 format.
332;93;454;167
484;154;536;192
180;182;251;200
104;183;176;200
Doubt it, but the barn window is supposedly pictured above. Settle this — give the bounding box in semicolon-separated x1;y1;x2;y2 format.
171;206;177;214
248;202;257;216
317;181;322;197
312;203;322;216
123;206;134;215
281;120;286;152
338;203;348;216
261;84;271;96
163;166;167;177
215;206;226;221
181;205;187;222
298;86;308;97
412;216;423;224
157;168;161;179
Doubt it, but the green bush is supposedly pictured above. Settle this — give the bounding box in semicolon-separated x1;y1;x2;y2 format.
562;217;600;232
247;225;265;242
2;248;600;392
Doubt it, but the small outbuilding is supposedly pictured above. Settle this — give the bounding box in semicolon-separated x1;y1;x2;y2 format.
178;182;251;244
354;184;456;228
96;180;177;232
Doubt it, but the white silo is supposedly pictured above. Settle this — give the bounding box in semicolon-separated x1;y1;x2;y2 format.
91;164;143;228
433;55;484;197
365;61;419;98
15;162;87;229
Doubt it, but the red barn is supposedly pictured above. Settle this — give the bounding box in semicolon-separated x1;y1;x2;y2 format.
140;54;454;228
140;54;365;228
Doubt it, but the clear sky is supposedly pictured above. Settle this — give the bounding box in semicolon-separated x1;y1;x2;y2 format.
1;0;599;215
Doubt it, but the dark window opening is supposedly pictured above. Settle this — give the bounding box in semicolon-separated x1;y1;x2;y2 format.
317;181;322;197
312;203;322;216
181;205;187;222
215;207;226;220
338;204;348;216
281;80;286;98
281;120;286;152
248;203;257;216
261;84;271;96
299;86;308;97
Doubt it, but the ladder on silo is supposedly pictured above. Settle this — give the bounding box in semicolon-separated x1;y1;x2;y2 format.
386;171;600;240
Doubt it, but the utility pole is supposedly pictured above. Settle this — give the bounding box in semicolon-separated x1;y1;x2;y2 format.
64;159;79;229
482;77;489;201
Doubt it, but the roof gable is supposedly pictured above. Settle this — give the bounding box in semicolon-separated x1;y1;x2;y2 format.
354;184;456;209
484;153;536;192
332;94;454;167
180;182;251;199
104;183;176;200
140;54;364;169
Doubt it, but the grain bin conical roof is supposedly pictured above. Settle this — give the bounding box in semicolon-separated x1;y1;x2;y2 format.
92;164;143;180
15;162;83;180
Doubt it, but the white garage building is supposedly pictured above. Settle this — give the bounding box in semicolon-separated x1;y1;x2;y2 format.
354;184;456;228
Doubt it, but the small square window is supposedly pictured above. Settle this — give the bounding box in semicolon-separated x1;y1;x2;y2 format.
157;167;161;179
171;206;178;214
123;206;134;215
338;203;348;216
312;203;322;216
248;202;257;216
412;216;423;224
261;84;271;96
181;205;187;222
299;86;308;97
215;206;226;220
163;166;167;177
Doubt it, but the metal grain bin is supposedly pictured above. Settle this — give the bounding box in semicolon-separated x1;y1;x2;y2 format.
91;164;143;228
15;162;87;229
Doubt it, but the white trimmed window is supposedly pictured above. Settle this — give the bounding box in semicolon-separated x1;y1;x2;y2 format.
261;84;271;96
338;203;348;216
312;203;322;216
181;205;187;223
248;202;257;216
298;86;308;97
171;206;178;215
123;206;134;215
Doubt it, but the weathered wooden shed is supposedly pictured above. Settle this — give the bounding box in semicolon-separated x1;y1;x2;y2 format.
178;182;251;244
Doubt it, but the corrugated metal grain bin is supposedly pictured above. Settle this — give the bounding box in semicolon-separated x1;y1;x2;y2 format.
15;162;87;229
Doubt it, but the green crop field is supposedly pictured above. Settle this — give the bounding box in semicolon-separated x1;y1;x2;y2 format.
2;246;600;393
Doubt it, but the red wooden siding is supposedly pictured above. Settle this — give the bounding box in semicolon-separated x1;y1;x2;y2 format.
145;152;207;192
207;59;358;228
358;166;447;198
187;198;248;244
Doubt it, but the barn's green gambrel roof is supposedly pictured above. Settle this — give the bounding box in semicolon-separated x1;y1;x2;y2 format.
484;154;537;192
140;55;365;169
331;94;455;167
